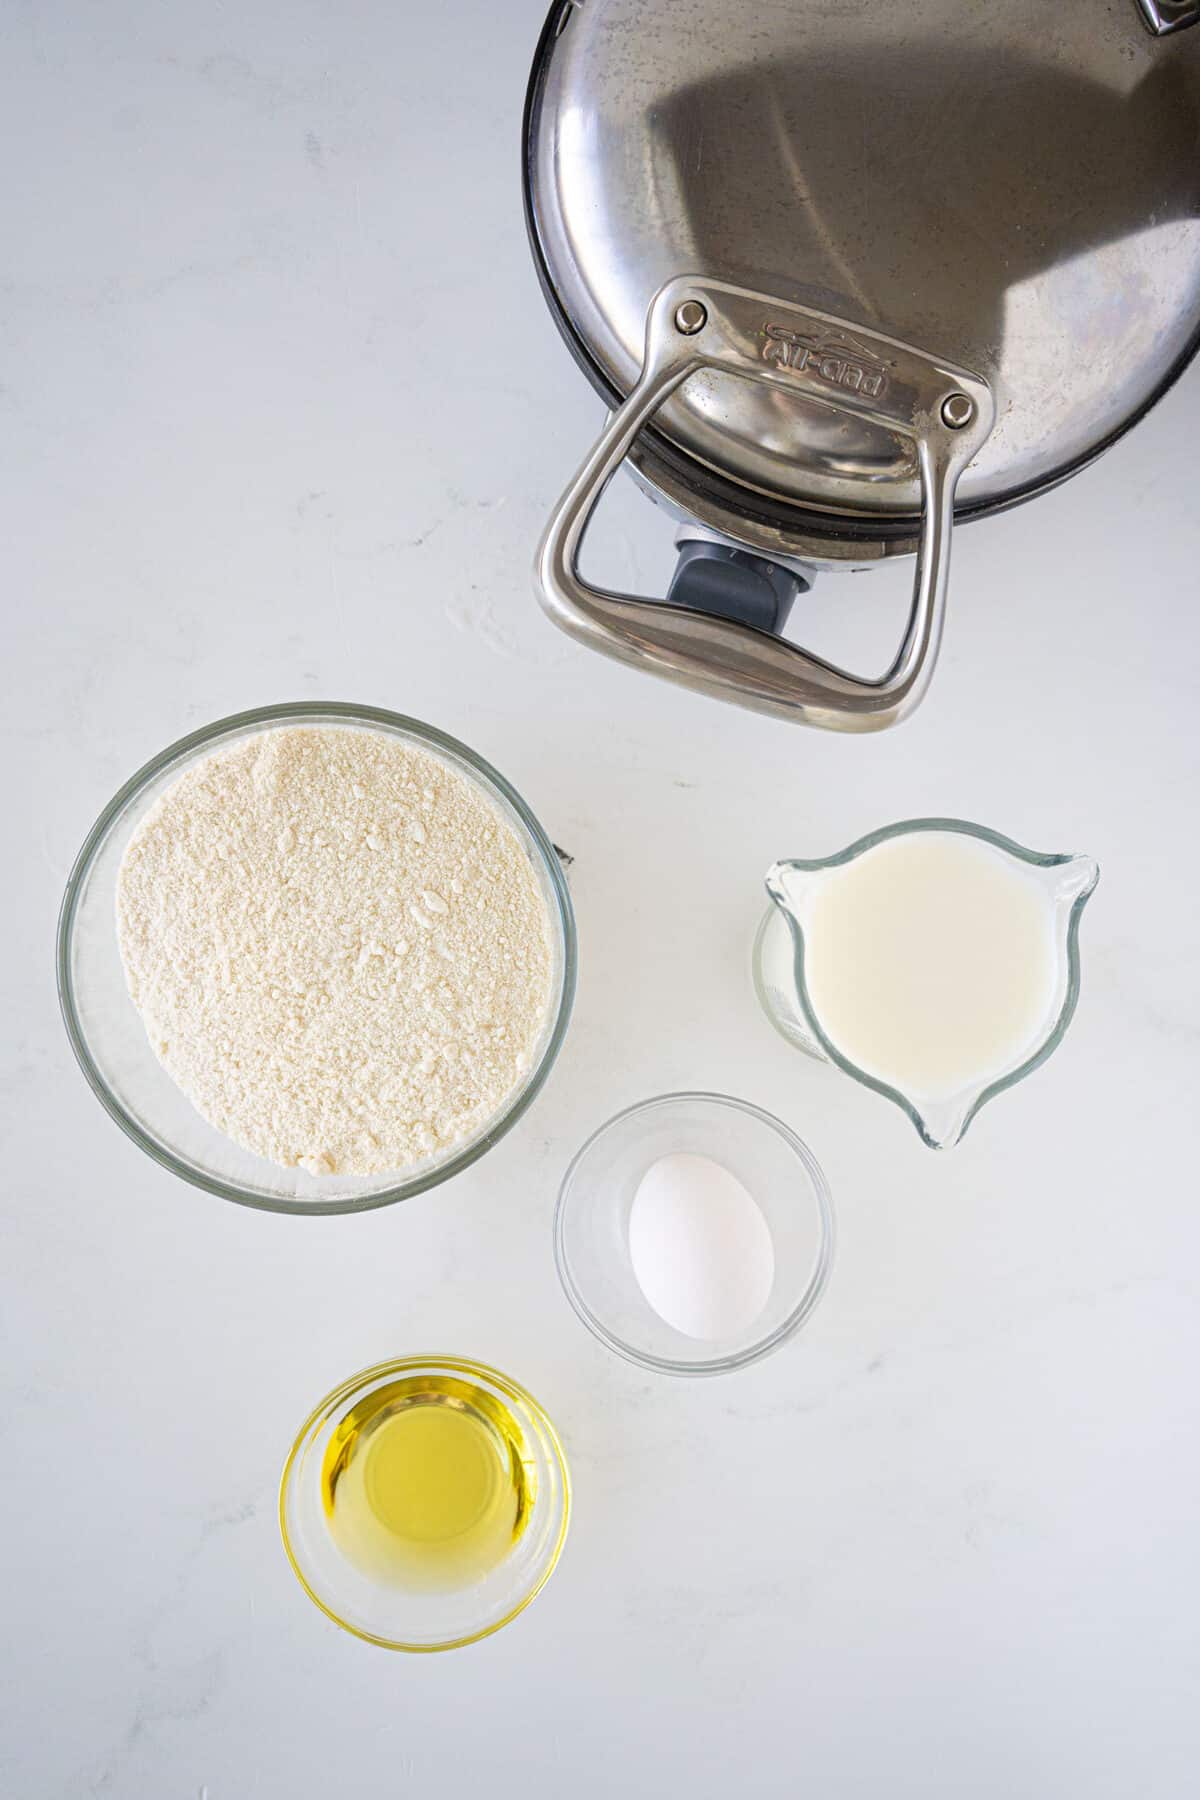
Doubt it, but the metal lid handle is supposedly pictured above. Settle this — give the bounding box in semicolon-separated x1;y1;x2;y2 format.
535;278;994;732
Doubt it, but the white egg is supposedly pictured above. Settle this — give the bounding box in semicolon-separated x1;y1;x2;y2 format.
627;1152;775;1341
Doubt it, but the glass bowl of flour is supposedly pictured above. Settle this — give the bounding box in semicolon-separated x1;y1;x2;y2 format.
57;703;576;1213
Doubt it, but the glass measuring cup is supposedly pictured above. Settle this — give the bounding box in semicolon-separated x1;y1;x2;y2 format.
754;819;1098;1149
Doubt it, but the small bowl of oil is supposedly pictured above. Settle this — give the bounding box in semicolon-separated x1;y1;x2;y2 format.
279;1356;570;1652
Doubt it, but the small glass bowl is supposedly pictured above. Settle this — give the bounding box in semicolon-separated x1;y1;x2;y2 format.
554;1093;835;1377
56;702;576;1214
279;1355;571;1653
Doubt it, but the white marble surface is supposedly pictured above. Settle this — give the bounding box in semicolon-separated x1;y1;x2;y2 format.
4;3;1200;1795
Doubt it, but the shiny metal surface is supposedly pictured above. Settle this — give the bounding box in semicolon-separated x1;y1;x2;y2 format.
536;278;992;730
674;299;707;335
1138;0;1200;36
527;0;1200;543
941;394;976;431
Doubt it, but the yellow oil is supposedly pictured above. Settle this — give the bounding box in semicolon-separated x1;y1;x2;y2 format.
321;1374;534;1591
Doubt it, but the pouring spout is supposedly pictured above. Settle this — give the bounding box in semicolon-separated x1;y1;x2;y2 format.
1052;852;1100;905
910;1090;976;1152
765;859;814;918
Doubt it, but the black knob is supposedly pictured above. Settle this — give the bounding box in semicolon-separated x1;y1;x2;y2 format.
667;540;813;636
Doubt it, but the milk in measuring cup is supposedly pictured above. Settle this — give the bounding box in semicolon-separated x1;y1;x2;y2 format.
761;823;1098;1147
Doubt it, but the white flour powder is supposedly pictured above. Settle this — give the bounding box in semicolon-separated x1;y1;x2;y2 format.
116;725;556;1176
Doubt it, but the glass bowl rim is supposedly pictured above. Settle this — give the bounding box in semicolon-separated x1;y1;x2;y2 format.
553;1090;836;1377
56;700;577;1216
765;816;1099;1150
278;1352;572;1653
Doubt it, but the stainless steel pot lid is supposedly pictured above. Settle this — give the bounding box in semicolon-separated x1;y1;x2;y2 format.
526;0;1200;534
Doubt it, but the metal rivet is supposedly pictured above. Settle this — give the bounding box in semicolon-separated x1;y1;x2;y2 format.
941;392;975;430
674;300;707;335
